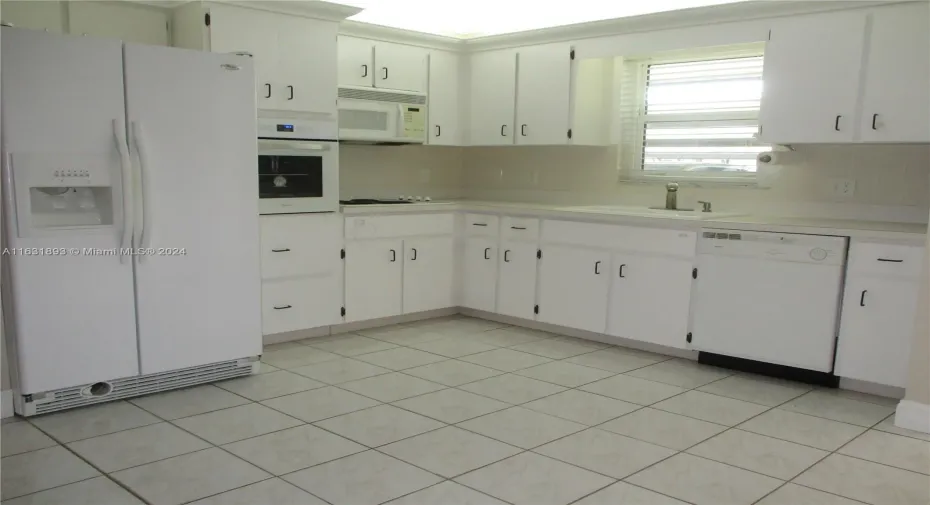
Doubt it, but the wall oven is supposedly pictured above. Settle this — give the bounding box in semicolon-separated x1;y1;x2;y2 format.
258;116;338;214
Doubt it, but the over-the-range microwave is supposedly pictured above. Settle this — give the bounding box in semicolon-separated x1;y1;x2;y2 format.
337;86;426;144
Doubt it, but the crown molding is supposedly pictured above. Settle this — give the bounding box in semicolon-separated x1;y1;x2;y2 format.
338;20;465;51
201;0;362;22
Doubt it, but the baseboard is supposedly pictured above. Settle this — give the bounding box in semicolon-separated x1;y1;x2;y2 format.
262;307;460;345
895;400;930;434
1;389;13;419
838;377;905;401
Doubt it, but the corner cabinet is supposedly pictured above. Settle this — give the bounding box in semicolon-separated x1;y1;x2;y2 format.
337;36;428;93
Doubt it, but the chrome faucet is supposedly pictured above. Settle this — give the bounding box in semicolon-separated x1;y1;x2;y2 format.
698;200;713;213
665;182;679;210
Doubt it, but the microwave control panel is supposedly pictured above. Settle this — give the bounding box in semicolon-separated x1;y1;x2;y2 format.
402;105;426;137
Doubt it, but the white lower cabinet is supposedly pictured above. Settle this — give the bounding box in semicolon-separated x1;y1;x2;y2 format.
537;245;610;333
262;276;342;335
497;241;539;319
463;237;498;312
345;239;404;322
607;254;693;349
403;236;455;314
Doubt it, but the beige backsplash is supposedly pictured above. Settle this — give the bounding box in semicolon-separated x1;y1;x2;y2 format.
341;143;930;223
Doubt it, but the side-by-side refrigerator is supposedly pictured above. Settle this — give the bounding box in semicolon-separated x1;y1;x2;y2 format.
1;27;262;416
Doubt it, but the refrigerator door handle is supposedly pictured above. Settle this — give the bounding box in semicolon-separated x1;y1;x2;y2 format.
132;121;153;262
113;119;133;264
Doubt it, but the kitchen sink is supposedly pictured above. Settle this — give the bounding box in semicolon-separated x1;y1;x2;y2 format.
558;205;743;220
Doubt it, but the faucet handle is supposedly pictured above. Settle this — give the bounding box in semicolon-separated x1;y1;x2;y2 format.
698;200;712;213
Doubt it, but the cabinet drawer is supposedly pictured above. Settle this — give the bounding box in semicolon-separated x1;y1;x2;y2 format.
501;217;540;241
542;220;695;257
261;277;339;335
465;214;500;237
261;214;342;280
848;241;924;278
345;213;454;239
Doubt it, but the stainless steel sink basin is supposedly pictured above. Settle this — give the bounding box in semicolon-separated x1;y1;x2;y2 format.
649;206;695;212
558;205;743;220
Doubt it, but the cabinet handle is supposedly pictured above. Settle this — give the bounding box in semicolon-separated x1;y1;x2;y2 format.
435;125;441;137
521;124;527;136
504;250;511;262
500;125;507;137
287;85;294;100
472;223;488;227
618;264;626;278
834;115;842;131
382;67;388;80
871;113;878;130
484;247;491;260
877;258;903;263
233;51;253;58
510;226;526;230
390;249;396;262
361;64;368;77
273;305;292;310
264;83;271;99
271;248;290;253
411;248;417;260
860;290;867;306
594;261;601;275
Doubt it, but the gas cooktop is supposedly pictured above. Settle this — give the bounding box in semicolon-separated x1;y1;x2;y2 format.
340;197;432;205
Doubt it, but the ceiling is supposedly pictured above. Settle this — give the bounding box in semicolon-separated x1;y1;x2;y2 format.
336;0;750;39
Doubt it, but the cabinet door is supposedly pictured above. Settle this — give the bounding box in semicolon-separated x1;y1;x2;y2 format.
515;43;572;145
276;16;338;115
404;236;455;314
835;276;919;388
759;11;867;143
262;276;342;335
208;5;279;109
0;0;65;32
428;50;461;145
498;242;539;320
858;4;930;142
537;246;610;333
374;41;428;92
338;36;375;88
345;239;403;322
607;254;693;349
463;237;498;312
469;49;517;145
69;1;169;46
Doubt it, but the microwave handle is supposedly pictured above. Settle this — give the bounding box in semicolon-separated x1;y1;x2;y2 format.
397;104;405;135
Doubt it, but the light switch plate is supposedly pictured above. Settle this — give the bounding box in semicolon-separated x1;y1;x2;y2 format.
830;178;856;198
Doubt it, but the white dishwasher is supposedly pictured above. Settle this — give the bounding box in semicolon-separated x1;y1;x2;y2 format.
690;229;848;373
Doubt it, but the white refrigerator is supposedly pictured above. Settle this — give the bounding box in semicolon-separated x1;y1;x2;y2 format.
1;28;262;415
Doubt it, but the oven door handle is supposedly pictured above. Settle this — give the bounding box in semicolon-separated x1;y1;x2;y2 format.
257;140;333;152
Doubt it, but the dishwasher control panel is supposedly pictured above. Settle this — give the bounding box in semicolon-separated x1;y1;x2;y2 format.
698;229;847;266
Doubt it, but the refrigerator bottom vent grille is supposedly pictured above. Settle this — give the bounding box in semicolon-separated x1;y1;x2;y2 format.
25;358;257;416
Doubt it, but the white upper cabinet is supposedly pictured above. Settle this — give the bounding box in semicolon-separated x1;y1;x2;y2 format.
428;50;462;145
515;43;572;145
858;3;930;143
276;15;338;115
468;49;518;145
69;2;169;46
759;10;867;144
0;0;65;32
337;36;428;92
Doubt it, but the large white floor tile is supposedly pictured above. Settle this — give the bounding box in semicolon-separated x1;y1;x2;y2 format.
580;374;685;406
472;327;554;347
686;429;829;479
260;345;341;369
509;338;597;359
338;372;446;402
535;428;676;479
457;407;586;449
188;478;328;505
876;415;930;442
354;347;447;370
756;483;864;505
2;476;144;505
29;401;160;443
455;452;614;505
315;404;445;447
522;390;640;425
288;357;390;384
222;424;366;475
67;422;210;472
459;374;566;404
129;385;250;420
626;453;782;505
381;426;522;477
403;360;502;387
738;408;867;451
172;403;302;445
514;361;615;387
1;421;56;457
566;347;666;373
111;448;269;505
306;335;399;356
260;387;379;423
652;390;770;426
574;482;689;505
284;450;442;505
781;390;894;427
599;407;726;450
625;359;732;388
214;371;325;401
385;481;507;505
409;337;498;358
794;454;930;505
838;430;930;474
697;374;812;407
1;446;100;500
459;348;552;372
356;324;448;345
392;388;510;423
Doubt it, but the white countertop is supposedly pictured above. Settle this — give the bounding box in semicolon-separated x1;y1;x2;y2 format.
340;200;927;243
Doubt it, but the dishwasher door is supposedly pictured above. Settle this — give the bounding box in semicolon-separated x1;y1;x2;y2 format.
690;253;845;372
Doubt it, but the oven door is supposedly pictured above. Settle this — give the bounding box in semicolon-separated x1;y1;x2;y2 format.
257;140;338;214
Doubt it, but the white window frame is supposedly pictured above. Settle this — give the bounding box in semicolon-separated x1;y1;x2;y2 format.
622;45;767;185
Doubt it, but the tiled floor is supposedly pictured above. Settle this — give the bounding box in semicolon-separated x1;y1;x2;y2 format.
3;315;929;505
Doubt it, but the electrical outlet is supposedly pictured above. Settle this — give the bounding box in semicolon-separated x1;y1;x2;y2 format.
830;178;856;198
418;168;430;184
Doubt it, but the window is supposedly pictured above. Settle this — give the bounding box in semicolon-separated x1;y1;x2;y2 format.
619;47;768;180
